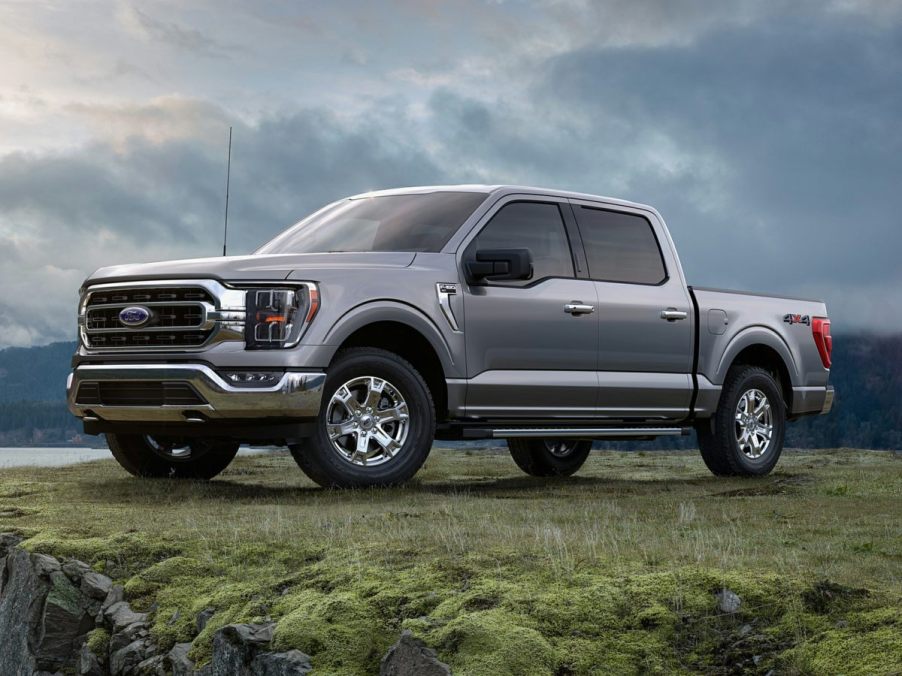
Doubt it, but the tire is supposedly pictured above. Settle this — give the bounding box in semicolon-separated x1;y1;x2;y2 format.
289;348;435;488
106;434;239;479
508;438;592;477
695;365;786;477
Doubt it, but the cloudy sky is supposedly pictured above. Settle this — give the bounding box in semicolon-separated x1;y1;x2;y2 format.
1;0;901;347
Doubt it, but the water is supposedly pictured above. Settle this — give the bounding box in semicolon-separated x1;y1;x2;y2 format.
0;446;272;468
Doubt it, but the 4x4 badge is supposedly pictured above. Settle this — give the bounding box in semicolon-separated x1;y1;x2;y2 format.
783;314;810;326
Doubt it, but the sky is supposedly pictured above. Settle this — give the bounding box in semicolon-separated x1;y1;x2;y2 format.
1;0;901;348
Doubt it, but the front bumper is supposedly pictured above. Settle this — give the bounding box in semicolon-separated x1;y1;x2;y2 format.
67;364;326;424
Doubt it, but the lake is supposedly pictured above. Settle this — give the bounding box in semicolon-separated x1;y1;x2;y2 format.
0;446;272;468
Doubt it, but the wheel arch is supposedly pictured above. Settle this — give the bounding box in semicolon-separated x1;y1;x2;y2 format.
717;328;798;411
323;302;452;421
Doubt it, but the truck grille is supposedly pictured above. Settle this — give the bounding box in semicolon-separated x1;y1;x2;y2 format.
75;381;207;407
82;285;218;350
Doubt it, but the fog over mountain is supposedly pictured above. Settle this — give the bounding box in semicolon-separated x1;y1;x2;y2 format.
1;1;902;348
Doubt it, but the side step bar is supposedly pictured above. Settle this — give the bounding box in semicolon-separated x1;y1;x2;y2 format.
476;427;690;440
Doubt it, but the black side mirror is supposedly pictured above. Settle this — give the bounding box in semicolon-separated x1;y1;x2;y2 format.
465;248;533;285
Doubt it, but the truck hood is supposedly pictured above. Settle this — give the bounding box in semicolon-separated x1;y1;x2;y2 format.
84;252;416;287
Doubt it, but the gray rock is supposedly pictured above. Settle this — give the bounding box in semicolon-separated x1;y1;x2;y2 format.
738;623;753;637
62;559;93;583
106;600;148;633
197;606;216;632
81;571;113;600
109;638;148;675
32;552;62;577
253;649;313;675
0;550;94;674
102;585;124;614
210;622;276;675
380;630;452;676
137;654;166;674
0;531;22;557
77;643;104;676
110;620;148;653
166;642;196;676
715;588;742;614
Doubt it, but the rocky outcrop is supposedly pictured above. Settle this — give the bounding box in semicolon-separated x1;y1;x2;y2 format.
0;534;448;675
380;630;452;676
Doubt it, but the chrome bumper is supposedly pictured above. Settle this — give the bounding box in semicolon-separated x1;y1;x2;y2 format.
67;364;325;423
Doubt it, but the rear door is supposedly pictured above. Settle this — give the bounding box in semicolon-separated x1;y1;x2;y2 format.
460;197;600;418
569;201;694;420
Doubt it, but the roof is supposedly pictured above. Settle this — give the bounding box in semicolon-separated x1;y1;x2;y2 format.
348;184;657;215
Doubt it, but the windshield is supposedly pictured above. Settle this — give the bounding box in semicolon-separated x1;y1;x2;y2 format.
257;191;488;254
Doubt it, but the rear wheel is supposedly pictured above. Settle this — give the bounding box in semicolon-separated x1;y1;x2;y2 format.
106;434;239;479
289;348;435;488
695;365;785;476
508;438;592;477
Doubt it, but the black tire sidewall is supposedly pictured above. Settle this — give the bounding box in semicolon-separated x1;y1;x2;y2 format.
293;348;435;487
107;434;238;479
716;368;785;475
509;439;591;477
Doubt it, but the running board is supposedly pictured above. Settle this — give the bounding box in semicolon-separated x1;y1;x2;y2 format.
486;427;689;439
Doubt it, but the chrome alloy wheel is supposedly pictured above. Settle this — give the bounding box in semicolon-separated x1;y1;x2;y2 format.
325;376;410;466
544;439;579;458
734;388;773;459
144;436;200;461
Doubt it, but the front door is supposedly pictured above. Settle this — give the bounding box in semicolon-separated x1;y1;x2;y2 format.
462;198;599;418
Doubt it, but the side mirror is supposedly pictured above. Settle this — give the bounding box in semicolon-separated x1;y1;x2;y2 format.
465;249;533;285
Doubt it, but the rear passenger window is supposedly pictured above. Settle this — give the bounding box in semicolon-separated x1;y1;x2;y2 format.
471;202;574;284
575;207;666;284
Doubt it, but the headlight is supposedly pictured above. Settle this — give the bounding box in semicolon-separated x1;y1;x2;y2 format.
244;284;319;349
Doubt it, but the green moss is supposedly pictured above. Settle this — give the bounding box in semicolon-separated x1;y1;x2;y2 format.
273;589;388;675
86;627;110;656
791;625;902;675
423;608;557;676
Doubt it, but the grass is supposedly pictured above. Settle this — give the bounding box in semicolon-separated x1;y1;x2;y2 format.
2;447;901;675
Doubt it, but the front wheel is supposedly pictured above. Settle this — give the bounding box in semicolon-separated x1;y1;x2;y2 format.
695;365;786;476
508;438;592;477
289;348;435;488
106;434;239;479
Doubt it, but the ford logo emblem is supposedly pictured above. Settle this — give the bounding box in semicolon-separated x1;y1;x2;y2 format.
118;306;151;327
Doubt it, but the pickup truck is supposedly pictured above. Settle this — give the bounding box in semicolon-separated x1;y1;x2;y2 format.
67;185;834;487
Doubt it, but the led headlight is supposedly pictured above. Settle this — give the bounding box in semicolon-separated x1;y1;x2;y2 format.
244;285;319;349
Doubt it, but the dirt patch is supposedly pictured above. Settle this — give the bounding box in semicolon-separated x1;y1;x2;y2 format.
713;474;813;497
802;579;869;614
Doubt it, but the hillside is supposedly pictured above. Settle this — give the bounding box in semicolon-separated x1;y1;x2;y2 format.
0;335;900;448
1;449;900;674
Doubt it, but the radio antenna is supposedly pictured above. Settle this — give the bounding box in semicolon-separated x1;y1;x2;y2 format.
222;126;232;256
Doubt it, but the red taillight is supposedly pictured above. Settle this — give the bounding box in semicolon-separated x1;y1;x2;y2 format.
812;317;832;369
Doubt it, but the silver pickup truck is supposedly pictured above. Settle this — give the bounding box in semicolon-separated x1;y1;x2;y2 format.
67;185;834;487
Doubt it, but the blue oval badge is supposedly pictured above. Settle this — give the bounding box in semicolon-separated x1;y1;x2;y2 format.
118;306;151;327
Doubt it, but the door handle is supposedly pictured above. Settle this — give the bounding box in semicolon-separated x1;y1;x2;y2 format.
661;308;688;321
564;303;595;315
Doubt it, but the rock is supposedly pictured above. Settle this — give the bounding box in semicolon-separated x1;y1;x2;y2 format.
715;588;742;614
380;630;452;676
738;623;753;637
81;571;113;600
166;642;196;676
102;585;124;613
77;643;104;676
0;549;94;674
197;606;216;632
110;620;148;653
0;532;22;557
106;600;148;633
32;552;62;576
62;559;93;583
253;649;313;675
137;654;165;674
109;638;148;675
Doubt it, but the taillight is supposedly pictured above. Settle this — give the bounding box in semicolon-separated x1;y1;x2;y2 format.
812;317;832;368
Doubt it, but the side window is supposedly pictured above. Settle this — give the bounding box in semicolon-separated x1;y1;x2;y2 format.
470;201;574;284
575;207;667;284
